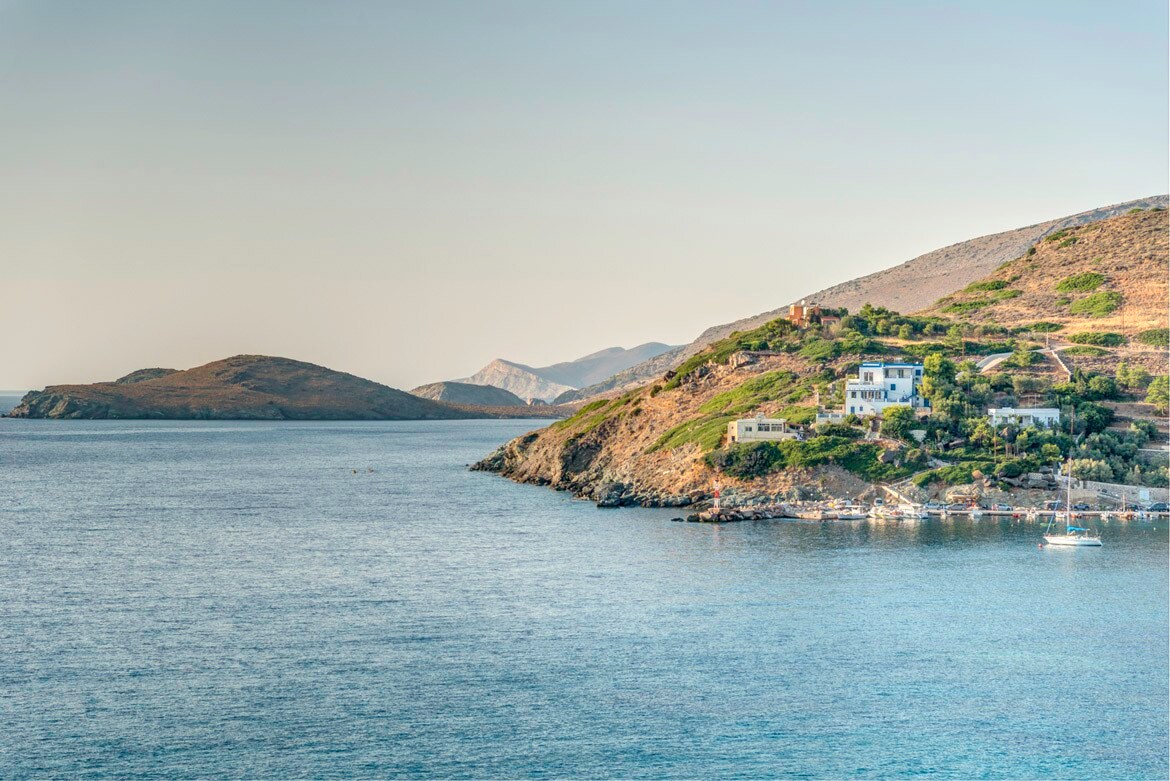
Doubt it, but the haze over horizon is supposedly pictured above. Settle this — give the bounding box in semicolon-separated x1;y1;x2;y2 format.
2;1;1167;391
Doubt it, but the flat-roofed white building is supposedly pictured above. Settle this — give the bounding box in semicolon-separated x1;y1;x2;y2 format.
988;407;1061;427
727;414;800;444
844;361;928;417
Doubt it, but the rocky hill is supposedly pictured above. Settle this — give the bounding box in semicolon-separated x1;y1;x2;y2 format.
461;359;576;402
477;205;1169;509
411;380;527;407
561;195;1168;401
457;343;678;402
919;208;1169;377
7;355;487;420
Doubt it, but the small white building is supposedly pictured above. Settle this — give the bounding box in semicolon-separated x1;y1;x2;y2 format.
727;414;800;444
988;407;1061;428
844;361;928;417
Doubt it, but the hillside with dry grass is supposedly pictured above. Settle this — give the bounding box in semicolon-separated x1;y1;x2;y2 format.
920;208;1169;376
560;195;1167;401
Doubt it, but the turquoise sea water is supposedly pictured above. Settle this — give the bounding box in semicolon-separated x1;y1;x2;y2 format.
1;419;1166;779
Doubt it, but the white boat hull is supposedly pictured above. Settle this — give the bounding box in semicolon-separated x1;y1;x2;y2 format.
1044;534;1102;547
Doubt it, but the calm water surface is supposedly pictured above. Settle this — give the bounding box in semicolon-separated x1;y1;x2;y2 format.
1;420;1166;779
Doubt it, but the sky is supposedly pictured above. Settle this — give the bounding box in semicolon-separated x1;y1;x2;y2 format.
1;0;1167;391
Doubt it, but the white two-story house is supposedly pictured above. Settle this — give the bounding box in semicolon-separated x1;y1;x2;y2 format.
844;361;928;417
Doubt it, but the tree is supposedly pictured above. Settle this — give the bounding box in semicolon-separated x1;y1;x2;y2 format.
1116;361;1152;391
880;406;917;441
1041;443;1063;463
1070;458;1113;482
944;325;964;353
923;352;956;381
897;324;914;341
1146;376;1169;414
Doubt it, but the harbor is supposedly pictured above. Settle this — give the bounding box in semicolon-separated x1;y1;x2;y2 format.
678;501;1169;524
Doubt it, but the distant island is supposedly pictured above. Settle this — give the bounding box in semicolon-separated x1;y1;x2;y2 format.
5;355;567;421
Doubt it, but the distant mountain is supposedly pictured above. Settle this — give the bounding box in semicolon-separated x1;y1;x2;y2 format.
410;380;527;407
461;360;576;403
7;355;485;420
456;343;678;402
560;195;1169;401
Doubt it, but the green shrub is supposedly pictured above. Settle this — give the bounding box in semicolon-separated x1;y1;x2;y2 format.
941;300;992;314
1057;237;1079;248
1069;291;1122;318
705;436;915;482
1005;348;1041;368
1027;322;1064;332
1063;346;1107;357
1045;230;1070;243
649;414;737;452
1137;328;1169;347
913;460;992;487
1068;331;1125;347
698;371;805;415
1056;272;1106;293
964;280;1008;292
799;338;838;361
1146;376;1169;414
992;289;1022;301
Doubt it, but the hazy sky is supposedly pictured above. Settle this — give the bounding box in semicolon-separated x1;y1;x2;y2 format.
2;1;1166;391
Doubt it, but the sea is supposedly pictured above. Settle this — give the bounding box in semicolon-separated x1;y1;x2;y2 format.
1;419;1166;780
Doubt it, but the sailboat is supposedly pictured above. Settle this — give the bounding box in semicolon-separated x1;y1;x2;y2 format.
1043;461;1102;547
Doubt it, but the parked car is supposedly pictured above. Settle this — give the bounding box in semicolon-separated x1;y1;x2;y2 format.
992;503;1012;511
1146;502;1169;512
1072;502;1091;511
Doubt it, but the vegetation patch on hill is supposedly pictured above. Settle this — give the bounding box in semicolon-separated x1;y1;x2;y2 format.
1137;328;1169;347
1068;291;1123;317
1068;331;1126;347
1056;272;1106;293
705;437;920;483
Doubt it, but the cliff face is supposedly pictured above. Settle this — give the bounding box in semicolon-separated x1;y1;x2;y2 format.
475;348;878;508
8;355;483;420
561;195;1169;401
